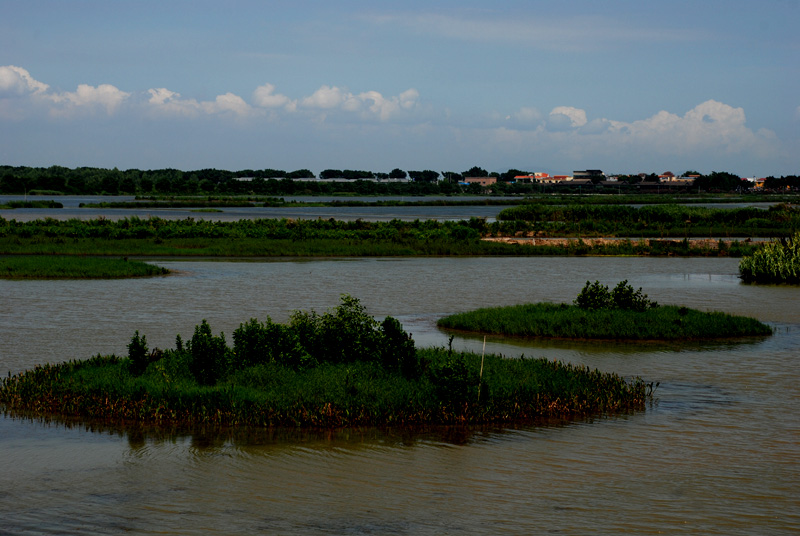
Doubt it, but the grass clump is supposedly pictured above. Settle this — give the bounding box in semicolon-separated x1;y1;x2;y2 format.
438;281;771;340
739;232;800;284
0;255;169;279
0;296;648;427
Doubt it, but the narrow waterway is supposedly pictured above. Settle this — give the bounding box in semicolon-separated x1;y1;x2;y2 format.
1;256;798;534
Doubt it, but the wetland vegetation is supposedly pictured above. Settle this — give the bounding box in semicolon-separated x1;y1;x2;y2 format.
0;255;168;279
0;212;786;259
437;281;772;340
0;296;648;427
738;231;800;284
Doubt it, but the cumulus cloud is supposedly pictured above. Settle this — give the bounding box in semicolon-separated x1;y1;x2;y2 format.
301;85;348;109
146;88;203;117
0;66;129;116
548;106;588;131
46;83;131;116
253;83;296;111
484;99;782;171
147;88;253;119
0;65;49;95
300;85;419;121
603;100;774;156
201;92;251;117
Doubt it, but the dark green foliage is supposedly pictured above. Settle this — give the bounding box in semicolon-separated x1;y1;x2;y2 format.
611;280;658;311
575;280;657;311
0;347;648;427
380;316;419;377
0;255;168;279
127;331;149;376
289;295;383;365
188;320;229;385
575;281;613;310
428;352;477;405
231;317;312;370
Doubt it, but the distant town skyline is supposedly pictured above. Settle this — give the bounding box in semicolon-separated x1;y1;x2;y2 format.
1;1;798;177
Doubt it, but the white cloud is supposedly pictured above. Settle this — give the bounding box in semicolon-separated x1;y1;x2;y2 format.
253;83;296;111
201;92;251;117
300;85;419;121
546;106;588;131
603;100;774;156
301;85;348;109
0;65;49;95
147;88;253;119
146;88;202;117
482;99;782;171
46;83;131;115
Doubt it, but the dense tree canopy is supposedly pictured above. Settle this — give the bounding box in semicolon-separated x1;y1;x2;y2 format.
0;165;795;196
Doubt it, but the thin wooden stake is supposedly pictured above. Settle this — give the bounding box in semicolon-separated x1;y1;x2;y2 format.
478;336;486;403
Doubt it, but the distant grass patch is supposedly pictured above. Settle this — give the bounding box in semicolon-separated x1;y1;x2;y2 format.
0;255;169;279
437;302;772;340
0;200;63;209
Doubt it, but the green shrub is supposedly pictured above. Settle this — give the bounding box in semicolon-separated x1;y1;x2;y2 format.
611;280;658;311
575;280;657;311
231;317;313;370
290;295;383;365
574;280;612;310
188;320;230;385
127;330;149;376
429;352;477;404
380;316;418;378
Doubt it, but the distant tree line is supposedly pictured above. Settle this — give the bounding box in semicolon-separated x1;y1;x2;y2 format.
0;164;796;196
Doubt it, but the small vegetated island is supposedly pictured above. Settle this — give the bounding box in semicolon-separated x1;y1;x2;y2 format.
0;296;649;428
0;255;168;279
437;281;772;340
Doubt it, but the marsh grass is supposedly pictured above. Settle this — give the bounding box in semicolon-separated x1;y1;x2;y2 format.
0;255;168;279
437;303;772;340
0;349;647;427
0;297;648;427
739;232;800;284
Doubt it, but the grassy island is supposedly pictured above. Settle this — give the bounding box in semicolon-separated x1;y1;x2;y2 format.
0;255;169;279
437;281;772;340
0;296;648;427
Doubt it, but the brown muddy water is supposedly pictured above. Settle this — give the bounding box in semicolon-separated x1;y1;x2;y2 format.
1;256;799;535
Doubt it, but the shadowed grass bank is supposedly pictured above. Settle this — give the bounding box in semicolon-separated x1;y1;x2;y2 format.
0;349;648;427
0;255;169;279
437;302;772;340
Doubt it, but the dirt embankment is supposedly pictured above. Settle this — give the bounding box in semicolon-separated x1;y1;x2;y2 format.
482;237;750;249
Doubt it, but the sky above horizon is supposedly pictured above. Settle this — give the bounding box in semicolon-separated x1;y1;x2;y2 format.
1;0;798;177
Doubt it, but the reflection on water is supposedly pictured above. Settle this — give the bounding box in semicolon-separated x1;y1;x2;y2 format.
2;256;799;534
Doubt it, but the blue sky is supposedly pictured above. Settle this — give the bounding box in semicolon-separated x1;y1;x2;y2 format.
1;0;798;176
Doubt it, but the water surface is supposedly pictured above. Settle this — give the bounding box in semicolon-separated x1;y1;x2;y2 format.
1;256;798;534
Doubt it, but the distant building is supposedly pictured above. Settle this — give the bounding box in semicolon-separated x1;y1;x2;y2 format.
464;177;497;187
573;169;605;181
